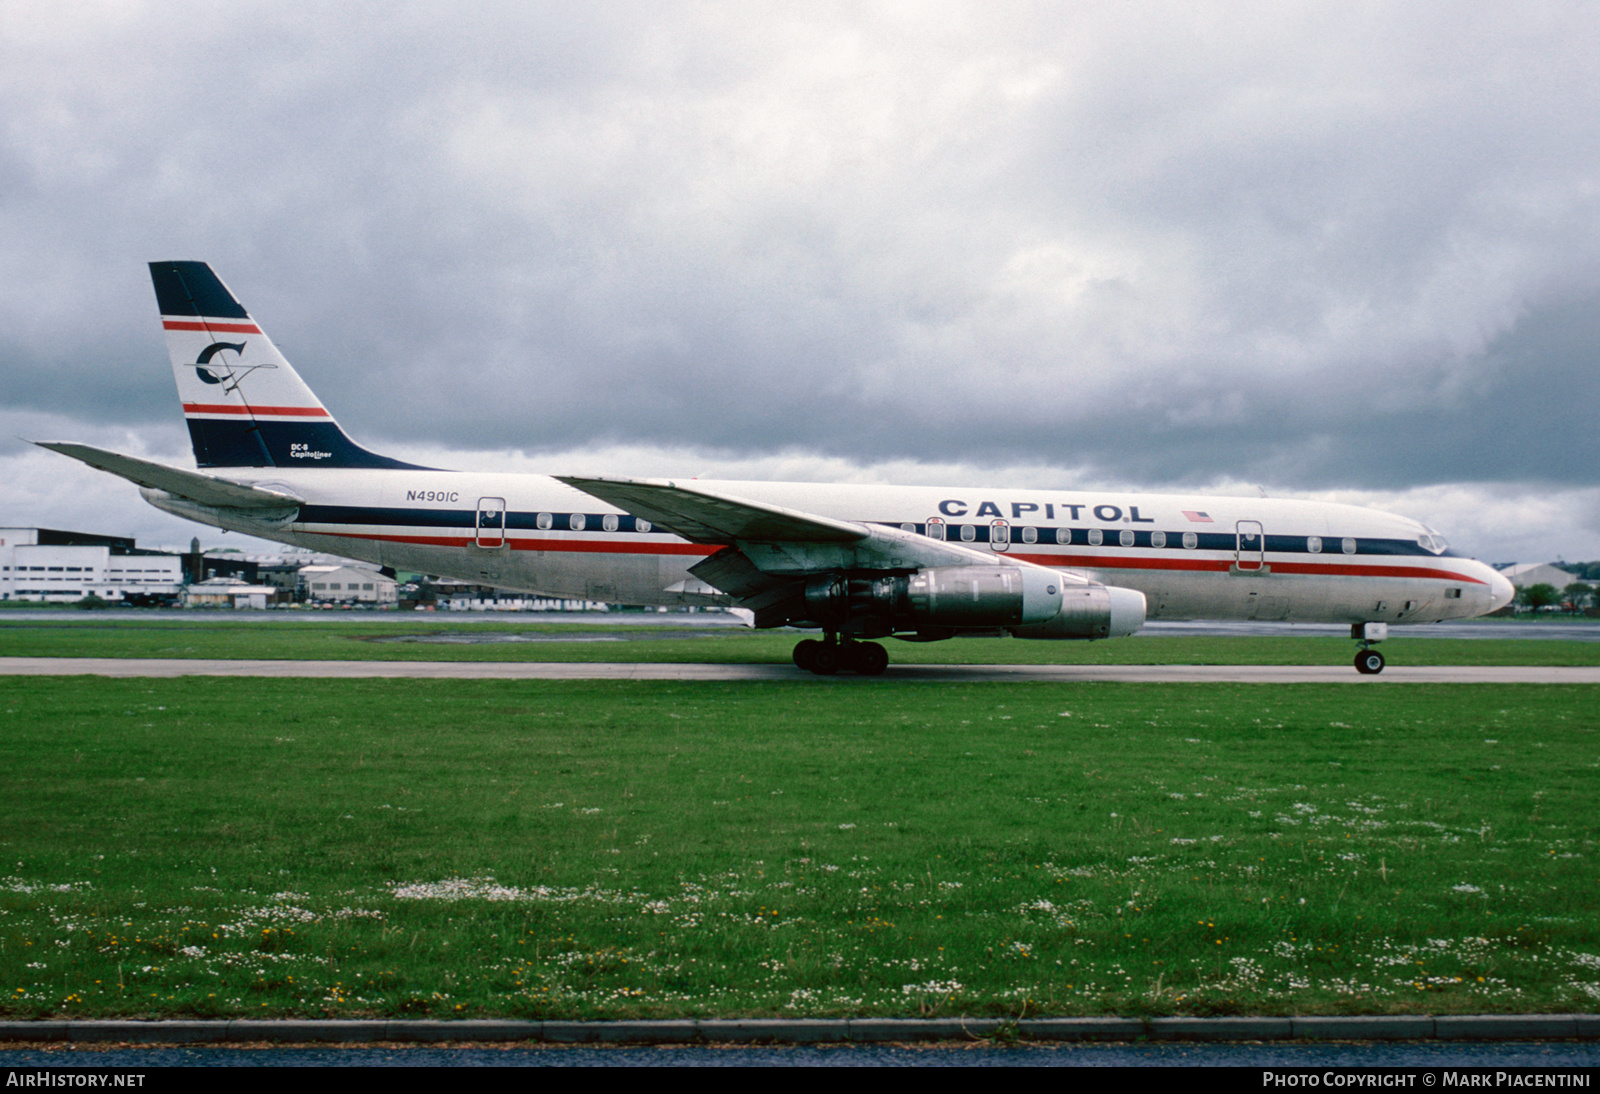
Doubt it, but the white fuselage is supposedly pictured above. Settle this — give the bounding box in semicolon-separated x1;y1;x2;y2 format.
149;467;1513;625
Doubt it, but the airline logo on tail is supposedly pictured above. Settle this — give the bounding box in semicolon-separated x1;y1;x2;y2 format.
193;341;248;385
149;261;422;471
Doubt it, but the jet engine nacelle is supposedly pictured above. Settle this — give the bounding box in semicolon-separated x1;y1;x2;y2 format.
803;564;1068;631
1010;583;1146;640
904;565;1063;626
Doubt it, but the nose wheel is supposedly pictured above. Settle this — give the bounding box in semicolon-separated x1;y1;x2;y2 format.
792;637;888;676
1351;622;1388;675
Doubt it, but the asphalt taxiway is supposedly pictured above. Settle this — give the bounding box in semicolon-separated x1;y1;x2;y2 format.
2;657;1597;682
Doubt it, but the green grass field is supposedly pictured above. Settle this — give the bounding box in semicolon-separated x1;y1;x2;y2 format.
2;675;1595;1020
2;614;1598;665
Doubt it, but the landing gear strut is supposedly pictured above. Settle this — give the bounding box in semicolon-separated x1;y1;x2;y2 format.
1352;622;1388;675
792;635;889;676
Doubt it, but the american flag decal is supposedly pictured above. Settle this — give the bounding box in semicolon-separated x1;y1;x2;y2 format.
1183;510;1213;523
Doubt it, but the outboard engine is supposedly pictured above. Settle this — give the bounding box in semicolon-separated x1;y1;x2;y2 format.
800;564;1143;638
1010;583;1146;639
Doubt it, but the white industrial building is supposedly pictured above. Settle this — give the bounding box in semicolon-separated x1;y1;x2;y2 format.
299;564;398;605
1494;562;1581;590
0;527;184;603
182;576;275;610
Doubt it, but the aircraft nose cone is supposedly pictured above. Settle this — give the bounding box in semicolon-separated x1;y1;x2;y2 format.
1488;568;1515;613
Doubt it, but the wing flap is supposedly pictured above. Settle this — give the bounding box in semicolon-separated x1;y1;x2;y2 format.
35;442;304;510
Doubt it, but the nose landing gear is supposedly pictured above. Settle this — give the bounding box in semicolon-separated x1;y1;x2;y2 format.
1352;622;1388;674
792;635;889;676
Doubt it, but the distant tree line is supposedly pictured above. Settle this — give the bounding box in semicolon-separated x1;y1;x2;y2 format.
1516;581;1598;613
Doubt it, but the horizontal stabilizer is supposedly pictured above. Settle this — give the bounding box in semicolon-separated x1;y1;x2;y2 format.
34;442;304;510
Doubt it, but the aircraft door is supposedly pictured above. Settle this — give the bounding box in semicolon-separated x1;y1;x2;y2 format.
990;519;1011;552
476;497;507;549
1235;520;1264;571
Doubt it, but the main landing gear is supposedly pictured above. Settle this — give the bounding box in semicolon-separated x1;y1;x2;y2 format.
792;635;889;676
1352;622;1388;675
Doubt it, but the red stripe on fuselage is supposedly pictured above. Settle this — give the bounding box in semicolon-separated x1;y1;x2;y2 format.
325;532;716;557
163;320;263;334
1012;551;1488;584
300;532;1479;580
182;403;330;417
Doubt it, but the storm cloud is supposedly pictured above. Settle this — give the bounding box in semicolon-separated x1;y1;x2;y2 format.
2;2;1597;561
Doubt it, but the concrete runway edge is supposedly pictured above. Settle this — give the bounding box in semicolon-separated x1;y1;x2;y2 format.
3;1015;1599;1044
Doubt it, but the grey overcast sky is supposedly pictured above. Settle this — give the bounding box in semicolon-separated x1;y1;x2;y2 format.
3;1;1598;564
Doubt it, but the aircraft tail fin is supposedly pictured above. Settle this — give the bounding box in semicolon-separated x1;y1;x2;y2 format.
150;261;422;470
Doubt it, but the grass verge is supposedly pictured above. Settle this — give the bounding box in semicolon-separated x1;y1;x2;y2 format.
1;677;1595;1019
1;616;1598;665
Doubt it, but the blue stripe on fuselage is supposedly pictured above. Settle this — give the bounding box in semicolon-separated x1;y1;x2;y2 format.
288;504;1444;558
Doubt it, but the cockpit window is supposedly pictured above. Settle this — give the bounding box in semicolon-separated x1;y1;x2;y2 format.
1417;532;1448;554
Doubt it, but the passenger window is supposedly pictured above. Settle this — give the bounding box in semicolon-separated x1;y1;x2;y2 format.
1307;536;1322;554
536;512;553;530
1119;529;1135;547
1087;528;1103;546
602;514;619;532
1341;537;1357;555
636;519;652;533
569;513;586;531
959;525;976;542
900;523;916;533
1151;531;1166;548
1021;526;1037;544
1182;531;1197;549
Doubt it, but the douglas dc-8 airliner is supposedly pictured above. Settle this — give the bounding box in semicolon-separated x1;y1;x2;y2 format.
40;262;1513;675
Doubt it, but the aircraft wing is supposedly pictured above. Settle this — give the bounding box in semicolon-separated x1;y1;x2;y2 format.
557;474;1010;573
34;442;304;510
558;475;1054;628
554;475;865;545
